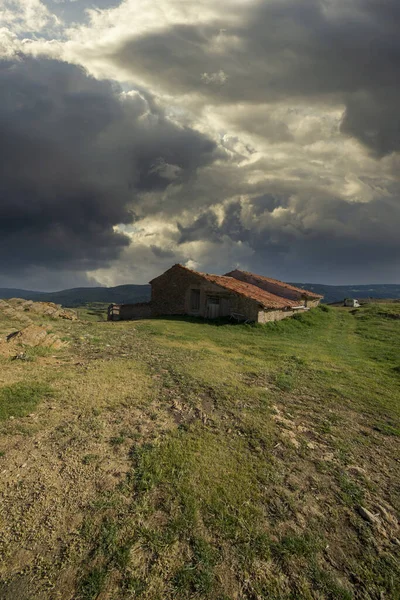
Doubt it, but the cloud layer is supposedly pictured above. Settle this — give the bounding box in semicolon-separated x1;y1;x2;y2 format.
0;0;399;287
0;56;219;287
123;0;398;157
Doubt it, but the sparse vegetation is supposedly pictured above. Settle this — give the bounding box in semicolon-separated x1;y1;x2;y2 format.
0;302;399;599
0;381;53;420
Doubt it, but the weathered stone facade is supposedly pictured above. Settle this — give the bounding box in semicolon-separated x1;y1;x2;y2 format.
150;267;204;316
151;267;256;319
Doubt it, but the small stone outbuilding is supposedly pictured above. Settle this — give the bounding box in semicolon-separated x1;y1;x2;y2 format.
108;264;323;323
107;302;152;321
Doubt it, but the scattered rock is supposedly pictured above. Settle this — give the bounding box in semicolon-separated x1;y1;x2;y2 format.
358;506;381;525
273;414;294;428
392;538;400;546
322;453;335;462
297;425;309;433
11;352;29;361
374;504;399;527
0;298;77;321
281;429;300;448
347;465;367;477
5;325;66;349
0;325;67;356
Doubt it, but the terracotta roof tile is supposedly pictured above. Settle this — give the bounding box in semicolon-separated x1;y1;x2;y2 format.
173;265;299;309
204;274;299;309
226;270;323;299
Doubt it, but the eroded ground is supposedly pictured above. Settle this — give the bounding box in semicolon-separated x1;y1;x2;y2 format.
0;304;399;599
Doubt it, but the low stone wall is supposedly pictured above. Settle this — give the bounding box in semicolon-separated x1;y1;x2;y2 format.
109;302;152;321
257;308;295;323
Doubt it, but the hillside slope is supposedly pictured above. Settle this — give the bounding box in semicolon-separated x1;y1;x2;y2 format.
1;282;399;306
0;304;399;599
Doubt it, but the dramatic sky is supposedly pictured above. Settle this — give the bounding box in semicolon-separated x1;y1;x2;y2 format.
1;0;399;289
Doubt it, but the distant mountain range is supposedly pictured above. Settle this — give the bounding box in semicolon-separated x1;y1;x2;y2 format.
0;283;399;307
0;285;151;307
291;283;400;304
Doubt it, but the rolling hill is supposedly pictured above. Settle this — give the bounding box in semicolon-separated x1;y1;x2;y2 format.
291;283;400;303
0;282;399;307
0;284;151;307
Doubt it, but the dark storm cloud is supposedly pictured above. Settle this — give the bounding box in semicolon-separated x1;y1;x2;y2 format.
176;186;400;283
150;245;175;259
178;211;221;244
0;56;218;278
341;88;400;157
113;0;400;155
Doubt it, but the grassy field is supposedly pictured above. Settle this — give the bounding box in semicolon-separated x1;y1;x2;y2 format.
0;303;399;599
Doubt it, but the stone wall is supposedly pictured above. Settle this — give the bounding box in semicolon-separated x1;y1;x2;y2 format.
306;299;320;309
108;302;152;320
227;294;260;322
151;267;205;316
257;308;296;323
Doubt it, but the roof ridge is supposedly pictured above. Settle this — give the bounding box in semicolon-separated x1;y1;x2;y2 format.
226;269;323;299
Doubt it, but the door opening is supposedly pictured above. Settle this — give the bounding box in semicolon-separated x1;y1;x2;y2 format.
206;296;220;319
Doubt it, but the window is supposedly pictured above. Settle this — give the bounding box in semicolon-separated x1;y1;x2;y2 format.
190;289;200;311
207;296;220;305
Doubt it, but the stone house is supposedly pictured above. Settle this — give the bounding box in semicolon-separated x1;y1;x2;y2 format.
108;264;323;323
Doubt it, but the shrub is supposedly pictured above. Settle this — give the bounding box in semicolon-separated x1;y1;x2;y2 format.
317;304;331;312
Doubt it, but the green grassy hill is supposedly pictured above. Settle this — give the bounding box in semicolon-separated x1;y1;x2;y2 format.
0;304;399;599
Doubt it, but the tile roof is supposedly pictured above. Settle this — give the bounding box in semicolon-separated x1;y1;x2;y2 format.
204;274;299;309
225;270;323;299
171;265;299;309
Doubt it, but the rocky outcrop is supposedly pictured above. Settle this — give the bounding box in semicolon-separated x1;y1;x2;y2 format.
1;298;77;320
0;324;67;356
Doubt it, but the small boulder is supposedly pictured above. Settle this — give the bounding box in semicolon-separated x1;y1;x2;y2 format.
358;506;381;525
5;324;66;350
